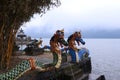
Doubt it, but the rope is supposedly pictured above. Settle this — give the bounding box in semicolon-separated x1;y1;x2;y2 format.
68;63;76;80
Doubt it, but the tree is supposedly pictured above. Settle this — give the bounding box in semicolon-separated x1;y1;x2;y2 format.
0;0;61;69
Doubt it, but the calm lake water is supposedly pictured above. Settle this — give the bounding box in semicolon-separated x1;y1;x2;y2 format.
21;38;120;80
85;39;120;80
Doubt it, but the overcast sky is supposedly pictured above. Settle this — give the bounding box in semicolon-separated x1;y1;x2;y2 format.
21;0;120;38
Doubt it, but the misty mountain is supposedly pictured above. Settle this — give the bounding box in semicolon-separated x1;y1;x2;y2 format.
82;29;120;38
23;28;120;38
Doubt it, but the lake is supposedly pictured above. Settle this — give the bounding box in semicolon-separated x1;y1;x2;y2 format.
84;39;120;80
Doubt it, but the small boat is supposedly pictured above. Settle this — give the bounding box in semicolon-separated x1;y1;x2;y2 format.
23;43;44;56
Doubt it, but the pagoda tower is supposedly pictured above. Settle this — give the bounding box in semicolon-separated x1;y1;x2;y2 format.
16;28;27;50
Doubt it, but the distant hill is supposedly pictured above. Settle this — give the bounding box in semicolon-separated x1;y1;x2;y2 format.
82;29;120;38
24;29;120;38
64;29;120;38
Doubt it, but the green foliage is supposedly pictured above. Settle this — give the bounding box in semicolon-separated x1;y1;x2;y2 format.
0;0;61;28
